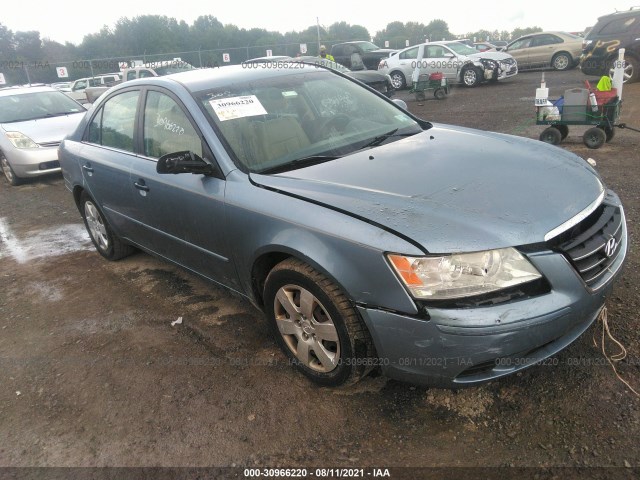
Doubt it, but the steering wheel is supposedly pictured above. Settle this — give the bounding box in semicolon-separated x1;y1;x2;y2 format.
317;113;351;139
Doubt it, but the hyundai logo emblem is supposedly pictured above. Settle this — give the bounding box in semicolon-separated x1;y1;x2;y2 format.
604;237;618;258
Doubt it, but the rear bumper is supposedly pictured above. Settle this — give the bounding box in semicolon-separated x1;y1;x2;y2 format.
358;238;626;387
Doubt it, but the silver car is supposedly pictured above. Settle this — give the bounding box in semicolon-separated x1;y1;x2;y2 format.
0;86;86;185
59;66;626;388
378;41;517;89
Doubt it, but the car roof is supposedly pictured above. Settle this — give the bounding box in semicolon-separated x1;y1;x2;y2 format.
0;85;57;98
596;7;640;20
112;64;334;94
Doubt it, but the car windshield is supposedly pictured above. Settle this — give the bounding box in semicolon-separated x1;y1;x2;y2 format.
294;57;351;72
445;43;479;55
357;42;381;52
197;69;423;173
0;91;85;123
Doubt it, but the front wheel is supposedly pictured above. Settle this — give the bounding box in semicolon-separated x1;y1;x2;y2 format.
80;191;134;260
264;259;375;387
461;67;482;87
1;154;22;186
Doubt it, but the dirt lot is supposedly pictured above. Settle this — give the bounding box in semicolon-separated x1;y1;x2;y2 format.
0;69;639;474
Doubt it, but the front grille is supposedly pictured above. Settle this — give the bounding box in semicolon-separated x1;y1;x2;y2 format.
38;141;61;148
552;201;624;289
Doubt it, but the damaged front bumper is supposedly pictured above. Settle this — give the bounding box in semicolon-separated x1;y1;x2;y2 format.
357;221;626;388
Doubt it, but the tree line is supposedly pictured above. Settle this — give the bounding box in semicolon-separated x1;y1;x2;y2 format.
0;15;542;85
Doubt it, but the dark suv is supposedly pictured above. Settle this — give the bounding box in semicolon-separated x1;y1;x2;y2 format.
580;7;640;83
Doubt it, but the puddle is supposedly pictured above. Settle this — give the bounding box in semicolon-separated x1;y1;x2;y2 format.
0;218;93;263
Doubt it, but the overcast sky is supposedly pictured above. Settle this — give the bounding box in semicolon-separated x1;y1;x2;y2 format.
3;1;637;45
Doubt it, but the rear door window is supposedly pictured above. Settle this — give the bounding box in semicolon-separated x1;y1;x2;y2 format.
86;90;140;152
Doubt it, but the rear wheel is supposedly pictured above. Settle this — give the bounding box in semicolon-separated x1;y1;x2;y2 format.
552;52;572;71
389;71;406;90
80;191;134;260
1;154;22;186
583;127;606;149
609;55;638;84
264;259;374;387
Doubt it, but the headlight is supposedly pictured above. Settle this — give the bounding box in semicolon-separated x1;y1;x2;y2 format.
6;132;39;149
388;248;542;300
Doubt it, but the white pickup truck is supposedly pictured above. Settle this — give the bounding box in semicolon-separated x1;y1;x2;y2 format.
84;59;195;103
65;74;121;103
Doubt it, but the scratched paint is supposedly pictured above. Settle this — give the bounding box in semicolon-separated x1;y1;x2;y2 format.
0;218;93;263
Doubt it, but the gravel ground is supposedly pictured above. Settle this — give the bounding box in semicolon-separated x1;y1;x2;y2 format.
0;69;638;474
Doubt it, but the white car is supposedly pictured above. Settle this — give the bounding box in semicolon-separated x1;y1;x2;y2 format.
378;41;518;89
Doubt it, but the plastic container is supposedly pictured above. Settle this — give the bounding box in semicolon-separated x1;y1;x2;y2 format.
562;88;589;122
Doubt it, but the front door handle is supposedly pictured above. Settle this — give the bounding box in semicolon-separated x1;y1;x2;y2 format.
134;180;150;193
82;164;94;174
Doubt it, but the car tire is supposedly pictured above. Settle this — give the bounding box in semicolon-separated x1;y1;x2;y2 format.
461;67;482;87
609;55;638;84
80;191;135;261
583;127;606;149
264;258;375;387
539;127;562;145
552;52;573;71
389;71;406;90
1;153;23;186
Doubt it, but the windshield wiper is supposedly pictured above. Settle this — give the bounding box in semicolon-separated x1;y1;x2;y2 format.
359;129;417;149
259;155;340;174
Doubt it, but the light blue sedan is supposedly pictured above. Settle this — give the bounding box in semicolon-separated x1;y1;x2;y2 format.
59;64;626;387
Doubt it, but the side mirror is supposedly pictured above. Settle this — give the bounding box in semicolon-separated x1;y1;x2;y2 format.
157;151;216;175
444;53;455;58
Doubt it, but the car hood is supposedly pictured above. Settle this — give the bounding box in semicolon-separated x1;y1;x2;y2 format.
250;125;603;253
469;52;514;62
1;112;86;144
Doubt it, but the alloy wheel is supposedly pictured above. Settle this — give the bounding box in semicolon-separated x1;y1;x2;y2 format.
84;201;110;252
273;284;340;373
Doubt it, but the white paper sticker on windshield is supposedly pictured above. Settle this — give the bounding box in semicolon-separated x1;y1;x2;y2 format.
209;95;267;121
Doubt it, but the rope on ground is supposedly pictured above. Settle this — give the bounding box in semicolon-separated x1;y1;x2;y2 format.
592;306;639;397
